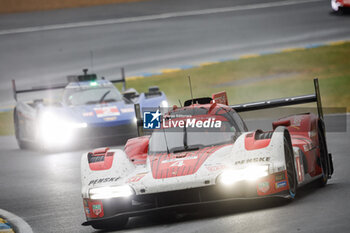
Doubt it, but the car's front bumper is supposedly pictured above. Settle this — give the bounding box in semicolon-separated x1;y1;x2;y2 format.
82;173;290;226
78;122;137;142
40;122;138;149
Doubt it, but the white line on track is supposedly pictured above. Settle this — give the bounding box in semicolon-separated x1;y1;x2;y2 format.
0;209;33;233
0;0;322;36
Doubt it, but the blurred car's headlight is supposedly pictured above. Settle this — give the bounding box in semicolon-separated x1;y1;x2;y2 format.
160;100;168;108
89;185;134;200
218;165;269;186
38;111;87;146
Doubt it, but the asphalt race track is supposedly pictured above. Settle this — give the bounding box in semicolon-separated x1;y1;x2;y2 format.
0;0;350;232
0;114;349;233
0;0;350;107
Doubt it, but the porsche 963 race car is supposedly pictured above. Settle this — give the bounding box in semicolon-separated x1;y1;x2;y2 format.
12;69;168;150
81;78;333;230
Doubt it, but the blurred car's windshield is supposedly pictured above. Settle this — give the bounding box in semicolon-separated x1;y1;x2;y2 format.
149;120;238;154
63;87;123;106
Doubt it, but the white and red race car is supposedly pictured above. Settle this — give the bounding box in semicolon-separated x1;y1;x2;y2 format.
80;79;333;230
331;0;350;12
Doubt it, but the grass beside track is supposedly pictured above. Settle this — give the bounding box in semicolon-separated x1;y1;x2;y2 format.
1;42;349;136
121;42;350;112
0;111;14;136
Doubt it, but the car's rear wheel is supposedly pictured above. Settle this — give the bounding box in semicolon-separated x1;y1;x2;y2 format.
316;129;329;187
90;216;128;230
284;136;297;199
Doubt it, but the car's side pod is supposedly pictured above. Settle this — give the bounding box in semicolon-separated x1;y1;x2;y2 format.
274;127;295;176
81;149;135;195
87;147;115;171
244;130;272;151
244;123;291;151
230;78;333;179
232;126;291;176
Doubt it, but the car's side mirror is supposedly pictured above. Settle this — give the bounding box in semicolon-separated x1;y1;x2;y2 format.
272;120;291;130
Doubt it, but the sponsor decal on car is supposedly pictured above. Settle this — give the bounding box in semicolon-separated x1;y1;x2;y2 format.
92;204;103;216
83;199;89;207
205;164;227;172
88;177;120;185
127;172;147;183
94;106;120;118
275;181;287;189
82;112;94;117
103;116;117;121
275;172;286;182
235;157;271;165
121;108;134;113
258;181;270;193
85;200;104;218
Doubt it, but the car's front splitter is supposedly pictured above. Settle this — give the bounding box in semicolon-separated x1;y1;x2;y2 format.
82;179;290;226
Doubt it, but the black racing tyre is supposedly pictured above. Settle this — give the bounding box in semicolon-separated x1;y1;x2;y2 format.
90;216;128;230
14;108;29;150
284;136;297;199
316;129;329;187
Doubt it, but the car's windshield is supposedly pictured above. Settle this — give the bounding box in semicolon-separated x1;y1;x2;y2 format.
148;120;238;154
63;87;123;106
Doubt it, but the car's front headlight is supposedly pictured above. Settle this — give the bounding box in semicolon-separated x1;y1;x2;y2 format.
218;165;269;186
89;185;134;200
160;100;168;108
38;111;87;146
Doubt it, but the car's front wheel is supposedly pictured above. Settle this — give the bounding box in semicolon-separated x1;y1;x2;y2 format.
14;108;30;150
284;135;297;199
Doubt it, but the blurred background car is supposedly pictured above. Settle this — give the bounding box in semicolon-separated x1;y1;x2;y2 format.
12;69;168;150
331;0;350;13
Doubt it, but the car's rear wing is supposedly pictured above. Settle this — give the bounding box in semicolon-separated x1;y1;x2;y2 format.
230;78;324;120
109;67;126;92
11;68;128;101
11;80;66;101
